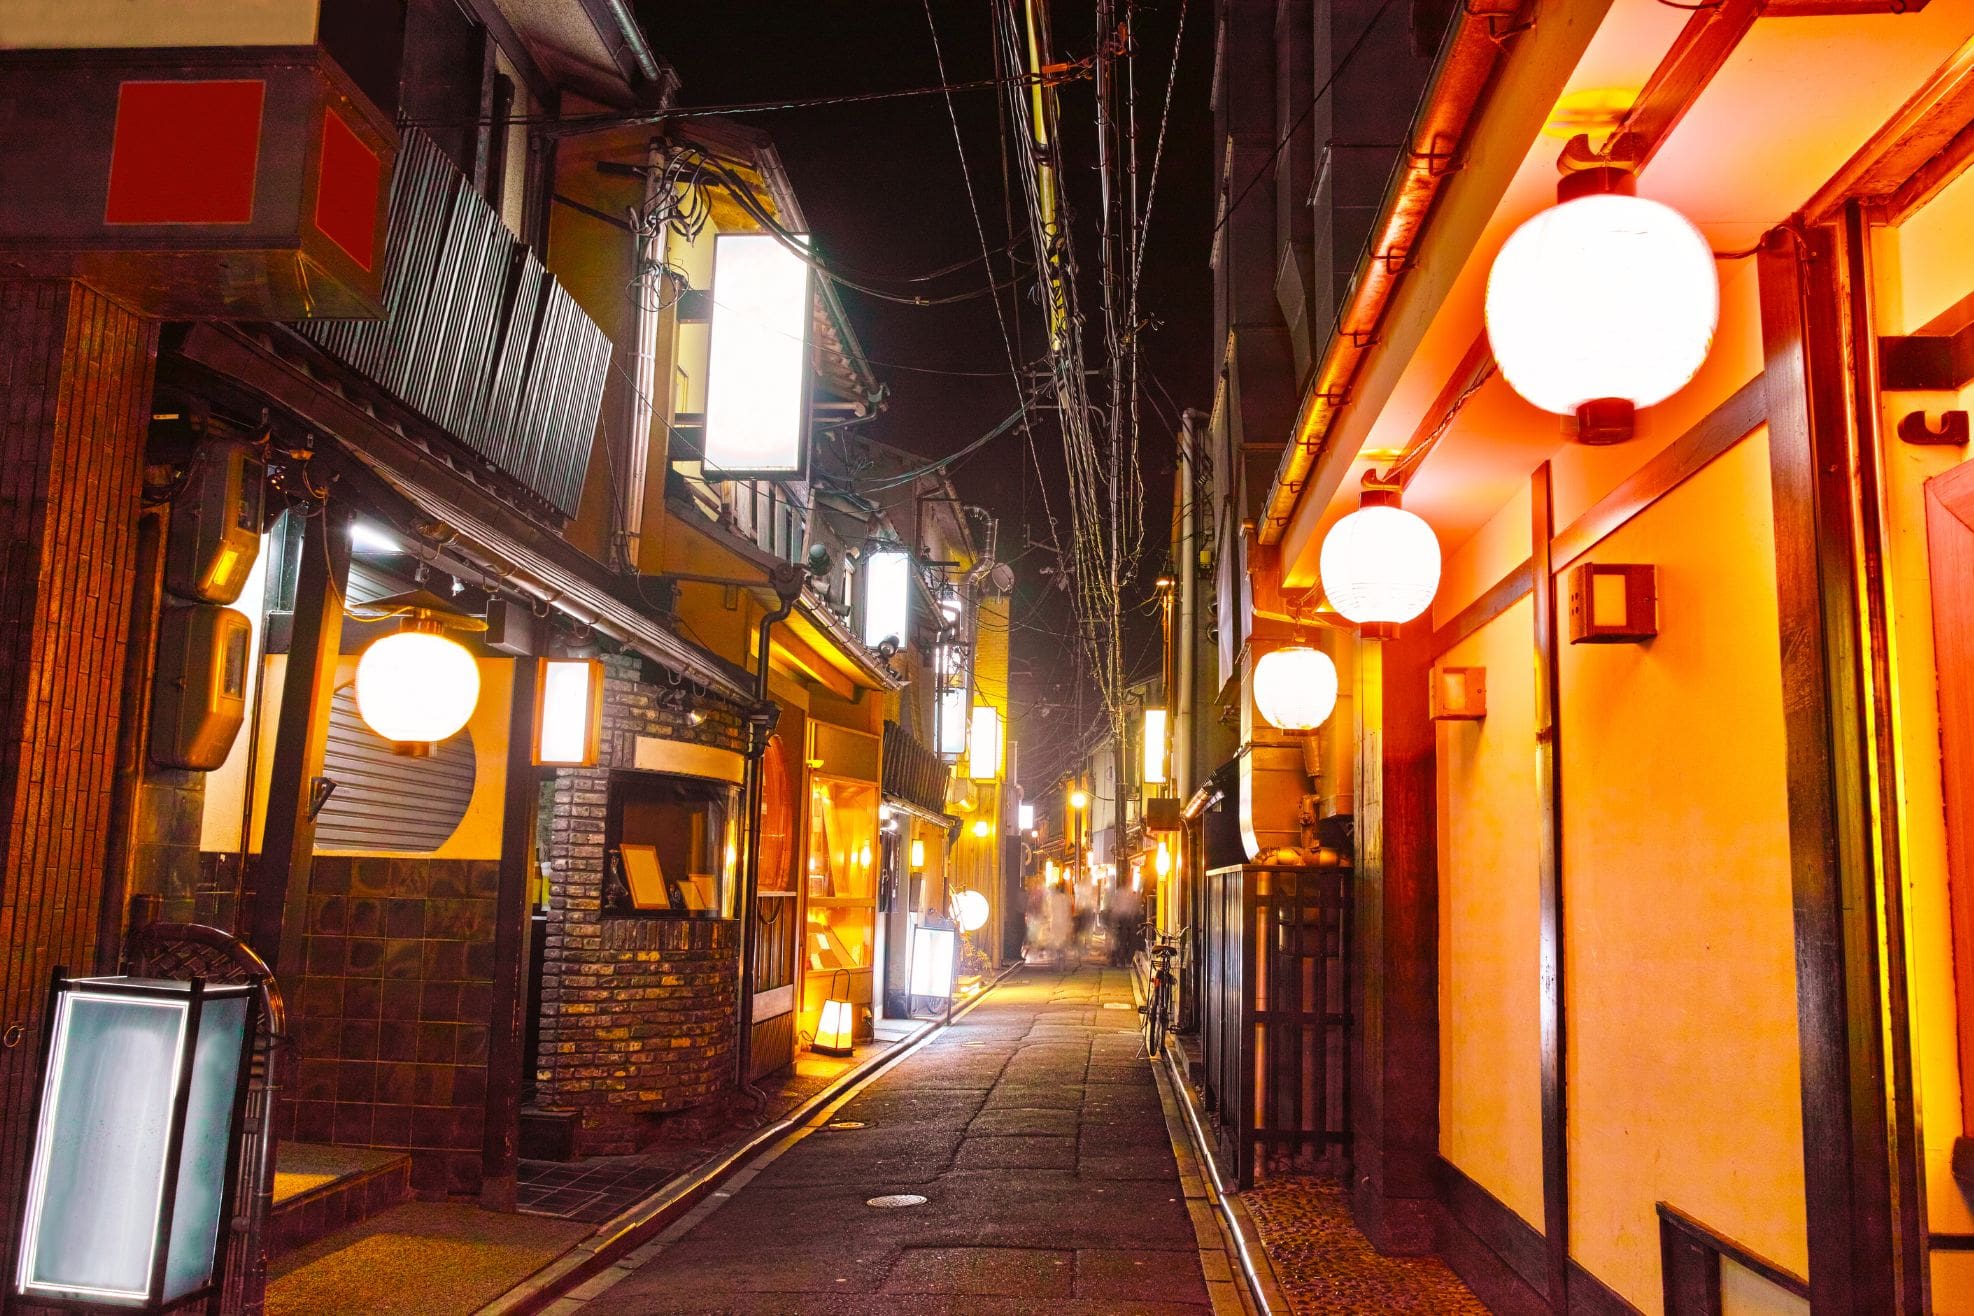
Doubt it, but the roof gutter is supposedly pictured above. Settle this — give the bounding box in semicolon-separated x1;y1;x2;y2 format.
1257;3;1533;545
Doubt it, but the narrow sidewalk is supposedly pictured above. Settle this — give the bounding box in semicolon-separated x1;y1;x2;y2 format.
266;1017;933;1315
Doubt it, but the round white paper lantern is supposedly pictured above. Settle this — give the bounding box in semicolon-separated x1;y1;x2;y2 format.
1320;503;1441;629
952;889;990;933
354;628;481;744
1253;646;1338;732
1485;192;1717;426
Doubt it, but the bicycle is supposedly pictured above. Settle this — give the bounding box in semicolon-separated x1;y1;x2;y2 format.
1139;923;1186;1060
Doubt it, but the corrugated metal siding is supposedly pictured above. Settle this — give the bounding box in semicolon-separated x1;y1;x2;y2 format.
301;129;610;518
314;684;476;853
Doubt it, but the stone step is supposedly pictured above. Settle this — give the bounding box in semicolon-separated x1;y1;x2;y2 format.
269;1142;412;1255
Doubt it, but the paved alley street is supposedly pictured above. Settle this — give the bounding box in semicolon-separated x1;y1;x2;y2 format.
587;966;1224;1314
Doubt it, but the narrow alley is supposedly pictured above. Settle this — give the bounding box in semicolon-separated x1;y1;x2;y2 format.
574;966;1224;1315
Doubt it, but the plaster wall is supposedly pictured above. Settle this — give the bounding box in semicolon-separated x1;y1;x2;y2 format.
1435;594;1544;1232
1875;157;1974;1311
1556;430;1805;1311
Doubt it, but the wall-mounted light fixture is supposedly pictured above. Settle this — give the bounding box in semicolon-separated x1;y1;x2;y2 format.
702;231;813;477
1568;562;1658;643
1485;139;1717;445
1253;644;1338;731
952;889;990;933
970;818;990;839
1319;486;1441;639
1430;666;1488;721
533;656;604;766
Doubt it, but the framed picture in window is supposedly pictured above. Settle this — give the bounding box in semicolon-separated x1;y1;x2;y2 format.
620;844;669;910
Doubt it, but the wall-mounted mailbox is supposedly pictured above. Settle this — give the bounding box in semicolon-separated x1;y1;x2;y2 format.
1430;667;1488;721
151;604;251;771
1568;563;1658;644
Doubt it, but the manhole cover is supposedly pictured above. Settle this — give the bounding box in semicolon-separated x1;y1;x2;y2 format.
866;1194;928;1209
1102;1002;1134;1011
825;1120;868;1130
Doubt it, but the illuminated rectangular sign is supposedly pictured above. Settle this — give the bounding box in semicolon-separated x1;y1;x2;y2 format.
862;546;913;650
1142;707;1168;785
909;921;957;1005
16;976;252;1310
534;657;604;767
703;231;813;478
967;705;1002;782
1018;802;1035;831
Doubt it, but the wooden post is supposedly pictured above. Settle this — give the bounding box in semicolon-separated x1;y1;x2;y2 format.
1350;618;1439;1253
482;656;539;1209
251;502;352;979
1530;461;1570;1314
1757;217;1921;1313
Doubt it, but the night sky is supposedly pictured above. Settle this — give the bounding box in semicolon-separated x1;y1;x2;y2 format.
643;1;1214;786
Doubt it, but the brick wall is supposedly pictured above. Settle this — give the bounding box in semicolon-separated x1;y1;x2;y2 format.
0;280;154;1249
535;654;748;1155
281;856;499;1196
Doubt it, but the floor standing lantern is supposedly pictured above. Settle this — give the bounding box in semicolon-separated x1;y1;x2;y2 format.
15;973;255;1312
814;970;857;1057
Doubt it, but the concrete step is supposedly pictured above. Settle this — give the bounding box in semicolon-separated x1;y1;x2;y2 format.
270;1143;412;1255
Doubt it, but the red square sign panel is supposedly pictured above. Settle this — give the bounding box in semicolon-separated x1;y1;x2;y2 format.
105;80;265;225
314;108;382;271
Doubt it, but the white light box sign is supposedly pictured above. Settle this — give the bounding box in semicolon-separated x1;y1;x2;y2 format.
703;231;813;478
862;547;913;650
16;975;253;1311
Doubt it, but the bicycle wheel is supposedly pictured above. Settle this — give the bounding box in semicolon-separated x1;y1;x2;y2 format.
1144;981;1167;1059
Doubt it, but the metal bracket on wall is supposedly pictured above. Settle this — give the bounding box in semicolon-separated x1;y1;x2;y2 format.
1896;410;1969;446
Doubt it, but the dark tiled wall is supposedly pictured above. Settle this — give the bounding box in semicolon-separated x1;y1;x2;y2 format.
281;856;499;1196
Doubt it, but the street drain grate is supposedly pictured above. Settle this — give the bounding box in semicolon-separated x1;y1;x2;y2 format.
865;1194;928;1209
825;1120;868;1130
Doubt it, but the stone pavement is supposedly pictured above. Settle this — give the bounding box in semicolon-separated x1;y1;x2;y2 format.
585;964;1222;1314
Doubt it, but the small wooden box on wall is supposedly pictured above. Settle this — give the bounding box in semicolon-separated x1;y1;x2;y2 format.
1430;667;1487;721
1568;563;1658;643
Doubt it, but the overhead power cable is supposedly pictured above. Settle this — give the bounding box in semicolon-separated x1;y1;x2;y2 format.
406;64;1096;136
1212;0;1401;237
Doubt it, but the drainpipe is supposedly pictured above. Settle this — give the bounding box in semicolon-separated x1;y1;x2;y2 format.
734;563;807;1106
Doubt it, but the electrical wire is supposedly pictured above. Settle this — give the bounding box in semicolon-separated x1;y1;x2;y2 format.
405;65;1095;135
1212;0;1402;237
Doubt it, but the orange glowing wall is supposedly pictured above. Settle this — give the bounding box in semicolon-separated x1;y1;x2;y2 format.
1873;156;1974;1309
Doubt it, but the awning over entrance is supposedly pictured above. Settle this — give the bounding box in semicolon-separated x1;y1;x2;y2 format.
169;322;755;705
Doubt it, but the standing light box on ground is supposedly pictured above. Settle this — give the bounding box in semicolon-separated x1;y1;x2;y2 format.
862;547;913;649
703;231;813;477
16;976;253;1310
968;705;1002;782
534;657;604;766
909;921;958;1004
1142;707;1168;785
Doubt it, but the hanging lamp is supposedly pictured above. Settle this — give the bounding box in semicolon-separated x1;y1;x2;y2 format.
1319;485;1442;639
1484;141;1717;444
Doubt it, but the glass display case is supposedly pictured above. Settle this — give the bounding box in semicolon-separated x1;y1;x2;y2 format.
804;775;879;973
